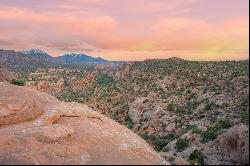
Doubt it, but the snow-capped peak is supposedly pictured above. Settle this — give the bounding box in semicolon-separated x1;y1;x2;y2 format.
63;53;88;57
22;49;48;55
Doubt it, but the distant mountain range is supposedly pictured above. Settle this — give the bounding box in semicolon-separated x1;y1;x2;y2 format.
19;49;108;62
20;49;51;58
0;48;111;72
2;48;247;73
57;53;107;63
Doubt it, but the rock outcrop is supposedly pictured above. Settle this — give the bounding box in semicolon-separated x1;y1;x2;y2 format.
128;97;147;124
203;124;249;165
0;66;15;82
160;124;249;165
0;82;169;165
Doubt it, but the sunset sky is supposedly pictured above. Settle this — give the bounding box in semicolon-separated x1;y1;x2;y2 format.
0;0;249;61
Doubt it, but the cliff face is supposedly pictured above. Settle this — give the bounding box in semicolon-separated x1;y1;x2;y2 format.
0;82;169;165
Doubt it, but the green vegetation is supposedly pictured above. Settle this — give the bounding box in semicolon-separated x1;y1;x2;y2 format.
59;91;79;102
239;96;249;125
217;118;231;129
167;103;181;113
187;101;200;111
240;111;249;125
204;102;217;111
167;103;176;112
201;127;218;143
10;79;25;86
96;74;114;86
201;118;232;143
107;98;112;102
176;137;189;152
189;124;202;134
125;114;133;129
153;137;169;151
143;99;150;103
188;150;205;165
59;86;95;102
142;132;179;152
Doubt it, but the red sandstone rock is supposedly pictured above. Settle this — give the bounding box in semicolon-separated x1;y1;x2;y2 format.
0;82;169;165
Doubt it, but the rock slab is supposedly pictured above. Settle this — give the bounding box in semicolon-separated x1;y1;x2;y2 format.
0;83;169;165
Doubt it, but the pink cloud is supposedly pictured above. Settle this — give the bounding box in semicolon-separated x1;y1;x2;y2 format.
0;0;248;60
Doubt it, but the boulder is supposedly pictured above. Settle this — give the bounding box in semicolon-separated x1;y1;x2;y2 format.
217;124;249;164
0;83;169;165
128;97;147;124
202;124;249;165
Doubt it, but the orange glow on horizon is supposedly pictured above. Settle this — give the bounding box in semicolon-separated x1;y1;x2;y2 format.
0;0;248;61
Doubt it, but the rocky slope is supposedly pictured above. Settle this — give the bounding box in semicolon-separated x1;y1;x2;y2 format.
0;82;169;165
0;66;15;82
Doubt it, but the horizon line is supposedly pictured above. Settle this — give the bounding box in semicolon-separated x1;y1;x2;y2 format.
0;48;249;62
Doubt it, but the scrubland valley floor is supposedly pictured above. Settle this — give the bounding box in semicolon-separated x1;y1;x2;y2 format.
1;57;249;165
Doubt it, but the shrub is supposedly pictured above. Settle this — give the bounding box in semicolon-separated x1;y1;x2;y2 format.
126;121;133;129
240;111;249;125
10;79;25;86
187;101;200;110
142;132;179;152
204;101;218;111
96;74;114;86
167;103;176;112
190;93;197;99
59;92;78;102
167;103;181;113
218;118;231;129
168;156;176;162
142;132;151;140
167;132;178;141
201;127;218;143
197;114;205;119
204;103;212;111
143;99;150;103
186;89;191;94
125;114;133;129
190;125;201;134
188;150;205;165
162;146;170;152
176;137;189;152
203;88;209;94
154;132;180;152
174;117;181;127
154;137;168;151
